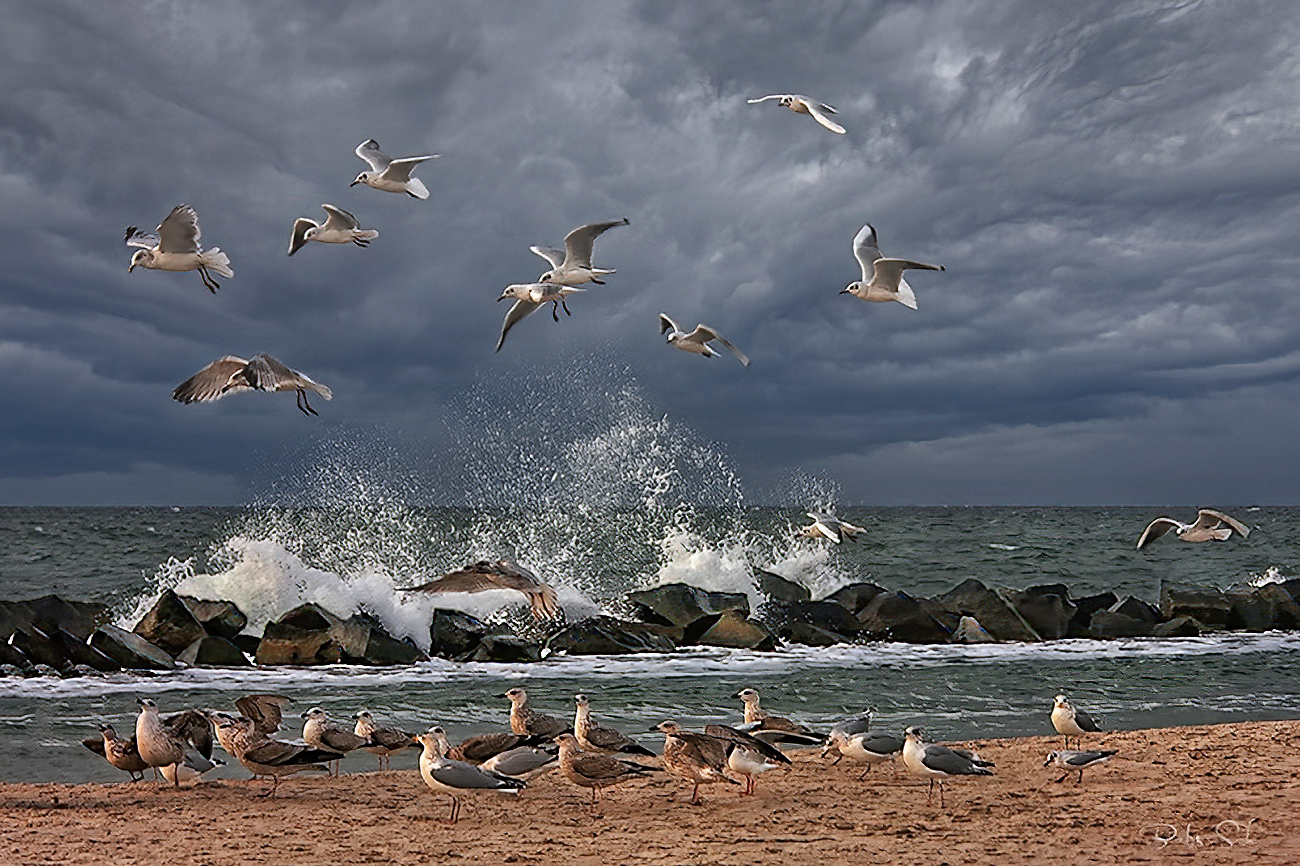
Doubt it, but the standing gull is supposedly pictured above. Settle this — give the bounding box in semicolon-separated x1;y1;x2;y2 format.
495;283;586;352
799;512;867;545
401;560;560;620
901;726;994;808
302;707;371;775
746;94;846;134
503;687;572;739
531;218;630;286
351;139;439;199
126;204;233;293
735;688;825;746
83;723;149;782
288;204;378;256
353;709;417;770
841;224;944;309
1051;695;1102;749
822;708;873;762
702;724;792;796
1045;749;1117;785
133;698;214;786
651;721;739;804
554;733;657;807
479;746;558;781
416;728;525;824
1136;509;1251;549
573;694;656;757
210;713;338;797
172;353;333;416
659;314;750;367
839;732;905;778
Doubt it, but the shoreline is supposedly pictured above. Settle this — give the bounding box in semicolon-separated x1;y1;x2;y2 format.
3;720;1298;865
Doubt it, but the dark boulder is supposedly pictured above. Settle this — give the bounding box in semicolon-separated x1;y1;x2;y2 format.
1226;584;1300;631
1007;585;1076;641
329;614;425;666
761;601;862;643
1088;609;1154;639
177;596;248;640
470;635;542;663
0;596;111;642
52;627;121;672
1067;592;1119;637
177;636;252;667
694;610;777;651
230;633;262;657
545;616;679;655
133;589;207;656
825;582;887;616
255;603;344;665
857;592;952;643
784;620;849;647
1283;578;1300;607
935;579;1039;642
1112;595;1162;624
90;625;177;670
626;583;749;627
1160;581;1231;627
0;640;29;668
755;569;811;603
952;615;997;644
10;627;67;669
1152;616;1202;638
429;609;495;659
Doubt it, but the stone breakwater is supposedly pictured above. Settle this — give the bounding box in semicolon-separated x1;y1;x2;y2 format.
3;572;1299;675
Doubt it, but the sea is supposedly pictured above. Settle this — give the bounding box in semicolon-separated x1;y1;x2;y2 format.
1;371;1298;784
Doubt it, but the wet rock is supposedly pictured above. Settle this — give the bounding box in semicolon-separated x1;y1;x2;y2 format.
133;589;207;656
1225;584;1300;631
0;663;23;677
825;582;887;616
694;610;777;651
1152;616;1202;638
177;636;252;666
254;603;344;665
1067;592;1119;637
756;569;811;603
470;635;542;663
329;614;425;666
177;596;248;640
761;600;862;643
0;640;29;668
51;627;121;672
545;616;679;655
230;633;262;657
0;596;111;642
857;592;952;643
952;615;997;644
1283;578;1300;607
429;609;495;659
626;583;750;627
934;579;1039;642
10;627;67;669
1111;595;1162;624
90;625;177;670
1087;609;1154;639
1160;581;1231;627
784;620;850;647
1007;585;1076;641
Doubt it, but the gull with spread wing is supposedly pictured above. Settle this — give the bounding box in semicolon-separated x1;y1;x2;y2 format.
1136;509;1251;549
495;283;586;352
841;224;944;309
400;559;560;620
288;204;378;256
531;218;629;285
125;204;233;293
351;139;439;199
747;94;846;134
172;353;333;416
659;314;749;367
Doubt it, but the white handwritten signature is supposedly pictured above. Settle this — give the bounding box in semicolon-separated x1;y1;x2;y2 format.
1144;819;1257;848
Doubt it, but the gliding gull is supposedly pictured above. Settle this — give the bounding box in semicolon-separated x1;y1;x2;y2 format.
126;204;232;293
172;353;333;416
351;139;439;199
746;94;846;134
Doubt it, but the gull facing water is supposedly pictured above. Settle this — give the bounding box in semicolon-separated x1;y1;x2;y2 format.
531;218;629;286
351;139;439;199
495;283;586;352
288;204;378;256
172;353;333;416
841;224;944;309
125;204;233;293
1136;509;1251;549
746;94;846;134
659;314;750;367
799;512;866;544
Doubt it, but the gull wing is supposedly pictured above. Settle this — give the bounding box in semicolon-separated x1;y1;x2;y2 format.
243;738;338;767
696;325;749;366
320;203;361;231
807;512;843;543
497;298;542;352
922;743;992;776
1196;509;1250;538
157;205;203;254
851;223;884;281
482;747;557;778
530;245;566;268
288;218;315;256
246;354;332;399
430;758;525;790
163;709;215;759
562;218;629;268
658;313;680;335
355;139;391;172
1136;517;1182;549
702;724;790;765
235;694;293;734
124;226;159;249
173;356;250;404
871;258;944;291
746;94;789;104
802;98;846;134
380;154;439;184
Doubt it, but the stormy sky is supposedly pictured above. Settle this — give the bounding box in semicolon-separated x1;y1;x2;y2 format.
2;0;1299;507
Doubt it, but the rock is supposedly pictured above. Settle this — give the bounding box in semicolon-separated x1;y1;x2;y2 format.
10;627;67;669
133;589;207;656
1067;592;1119;637
51;627;121;672
694;610;777;651
429;609;495;659
825;582;887;616
0;596;111;642
626;583;750;627
177;636;252;667
761;601;862;642
857;592;952;643
470;635;542;663
934;579;1039;642
545;616;679;655
177;596;248;640
1226;584;1300;631
952;615;997;643
230;633;262;657
254;604;345;665
755;569;811;603
90;625;178;670
1160;581;1231;627
1283;578;1300;607
1111;595;1161;624
784;620;849;647
1152;616;1202;638
0;640;29;668
1007;585;1076;641
1087;609;1154;639
330;614;425;666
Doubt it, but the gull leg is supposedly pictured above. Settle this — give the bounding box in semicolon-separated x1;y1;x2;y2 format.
1075;770;1084;786
690;782;702;805
551;300;560;322
1055;773;1069;784
561;298;572;317
297;390;319;417
591;278;606;285
197;266;220;293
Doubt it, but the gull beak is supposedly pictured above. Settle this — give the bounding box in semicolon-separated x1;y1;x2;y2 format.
497;292;510;302
349;178;362;187
128;262;137;273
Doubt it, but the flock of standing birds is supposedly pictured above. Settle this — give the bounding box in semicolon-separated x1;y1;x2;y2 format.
126;94;950;414
86;686;1116;819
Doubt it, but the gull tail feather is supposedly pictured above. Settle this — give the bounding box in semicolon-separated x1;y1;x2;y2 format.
201;249;234;278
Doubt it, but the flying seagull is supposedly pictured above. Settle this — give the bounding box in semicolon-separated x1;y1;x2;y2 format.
799;512;867;544
288;204;378;256
1136;509;1251;549
126;204;233;293
172;353;333;416
747;94;846;134
351;139;440;199
841;225;944;309
659;314;750;366
495;283;586;352
400;559;560;620
531;218;630;285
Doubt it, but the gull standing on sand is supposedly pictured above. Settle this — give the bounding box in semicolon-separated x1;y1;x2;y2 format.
125;204;233;293
351;139;439;199
531;218;630;286
495;283;587;352
302;707;371;775
133;698;214;786
822;708;873;762
83;723;149;781
659;314;750;367
1136;509;1251;549
746;94;846;134
841;224;944;309
901;726;994;808
416;728;526;824
353;709;417;770
838;731;905;778
503;687;571;739
401;560;560;620
651;721;739;804
172;353;333;416
1045;749;1117;785
702;724;792;796
735;688;825;746
554;733;658;807
211;713;339;797
160;749;223;786
1051;695;1103;749
573;694;656;757
288;204;378;256
800;512;867;544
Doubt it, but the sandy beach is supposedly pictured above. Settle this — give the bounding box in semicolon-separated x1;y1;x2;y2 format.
2;719;1297;865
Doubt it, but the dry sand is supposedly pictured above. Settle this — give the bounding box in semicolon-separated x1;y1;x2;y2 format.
3;720;1298;866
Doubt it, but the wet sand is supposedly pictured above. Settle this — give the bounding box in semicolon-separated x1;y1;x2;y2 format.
2;720;1298;865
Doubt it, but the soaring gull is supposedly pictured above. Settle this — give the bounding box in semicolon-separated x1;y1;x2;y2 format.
799;512;866;544
659;314;750;367
125;204;233;293
1136;509;1251;549
495;283;586;352
288;204;378;256
840;224;944;309
351;139;439;199
531;218;630;286
172;353;333;416
400;560;560;620
746;94;846;134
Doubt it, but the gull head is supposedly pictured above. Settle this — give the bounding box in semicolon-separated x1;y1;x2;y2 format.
301;706;327;721
498;284;531;302
903;726;924;742
652;720;682;735
840;280;859;295
735;688;759;704
350;172;371;187
128;249;152;272
778;95;797;108
136;697;157;711
574;693;590;709
1053;695;1070;710
1043;751;1063;767
353;709;373;722
504;687;527;705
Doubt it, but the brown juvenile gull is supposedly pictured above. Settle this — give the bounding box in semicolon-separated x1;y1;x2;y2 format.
901;726;994;809
799;512;867;545
651;721;739;805
351;138;440;199
659;313;750;367
172;353;333;416
302;706;371;775
574;694;655;757
288;203;378;256
353;709;417;770
400;559;560;620
210;713;339;797
702;724;792;796
416;727;526;824
83;722;149;781
1136;509;1251;549
504;687;572;739
554;733;658;807
479;745;558;781
1051;694;1103;749
746;94;846;134
125;204;233;293
448;731;553;763
531;218;630;286
1044;749;1117;785
734;688;825;746
133;698;214;786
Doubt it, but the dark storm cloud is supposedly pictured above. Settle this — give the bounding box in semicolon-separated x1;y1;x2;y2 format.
1;0;1299;505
